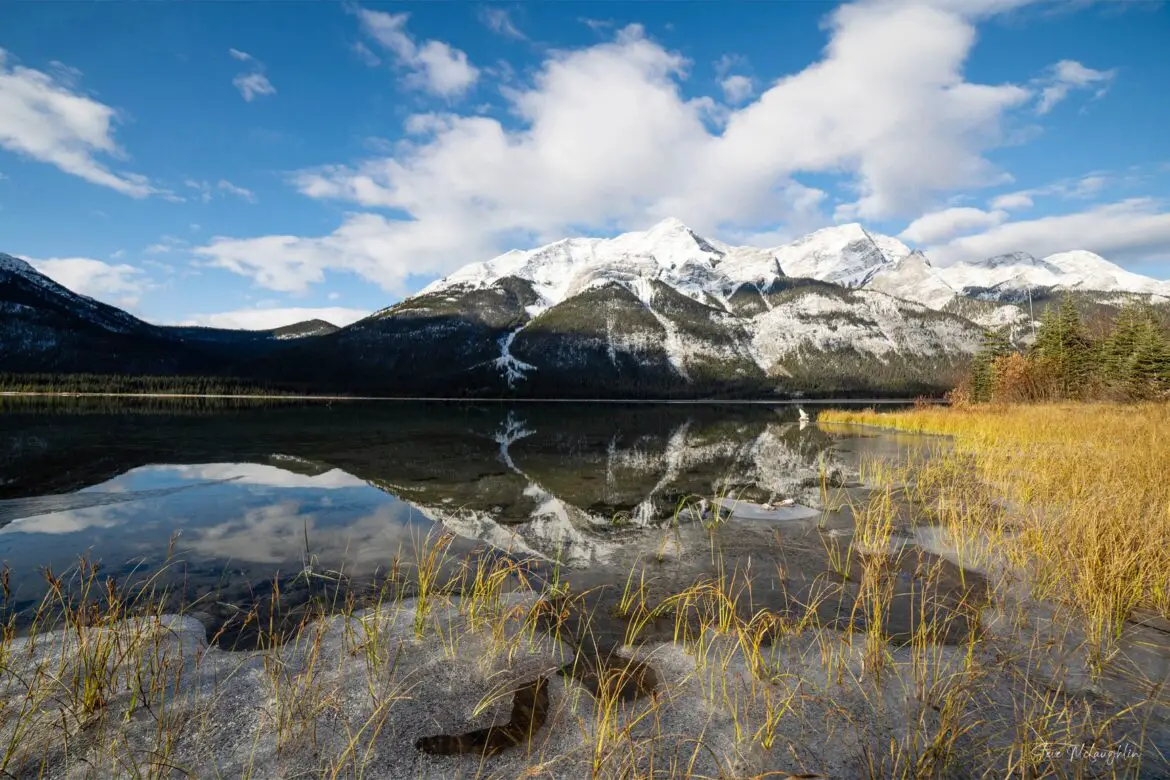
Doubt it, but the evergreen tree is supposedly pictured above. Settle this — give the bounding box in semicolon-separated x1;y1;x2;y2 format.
1099;303;1170;399
1031;295;1093;399
971;328;1013;403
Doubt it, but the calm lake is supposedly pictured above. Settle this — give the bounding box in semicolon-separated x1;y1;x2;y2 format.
0;398;941;644
3;398;1168;778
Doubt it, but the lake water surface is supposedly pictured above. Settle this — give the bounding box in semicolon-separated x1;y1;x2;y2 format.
1;399;956;645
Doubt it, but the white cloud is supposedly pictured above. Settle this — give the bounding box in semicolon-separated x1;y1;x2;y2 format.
230;49;276;102
900;206;1008;244
183;178;256;203
989;191;1034;210
0;48;155;196
180;306;370;330
144;234;186;255
713;54;744;79
926;198;1170;271
217;179;256;202
989;172;1110;212
198;2;1039;293
580;18;614;33
185;178;213;203
720;75;753;104
479;7;525;40
233;72;276;102
353;7;479;97
163;463;367;489
26;256;152;308
1035;59;1115;114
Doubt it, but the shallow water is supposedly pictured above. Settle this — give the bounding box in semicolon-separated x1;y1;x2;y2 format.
0;402;921;625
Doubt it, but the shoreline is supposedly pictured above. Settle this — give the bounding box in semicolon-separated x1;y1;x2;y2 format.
0;391;935;404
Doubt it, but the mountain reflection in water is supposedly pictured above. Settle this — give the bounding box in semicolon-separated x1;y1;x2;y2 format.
0;400;967;647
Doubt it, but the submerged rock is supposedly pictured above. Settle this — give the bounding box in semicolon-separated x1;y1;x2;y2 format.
415;676;551;757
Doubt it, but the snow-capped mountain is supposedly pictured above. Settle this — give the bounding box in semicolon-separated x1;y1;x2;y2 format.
6;215;1165;397
425;219;1169;315
423;217;735;315
766;223;912;288
928;249;1170;305
933;252;1066;297
864;251;959;309
295;218;982;398
423;220;923;310
1043;250;1170;296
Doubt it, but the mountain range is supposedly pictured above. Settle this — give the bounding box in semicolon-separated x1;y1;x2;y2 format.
2;220;1167;398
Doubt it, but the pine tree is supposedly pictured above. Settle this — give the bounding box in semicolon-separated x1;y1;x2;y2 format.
1099;303;1170;399
971;328;1013;403
1031;295;1093;399
1127;317;1170;399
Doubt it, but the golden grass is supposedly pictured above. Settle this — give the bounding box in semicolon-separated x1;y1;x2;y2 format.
820;403;1170;651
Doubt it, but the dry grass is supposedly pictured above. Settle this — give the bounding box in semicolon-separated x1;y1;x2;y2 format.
820;403;1170;646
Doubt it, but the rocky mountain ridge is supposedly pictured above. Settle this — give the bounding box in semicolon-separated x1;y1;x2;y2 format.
4;218;1166;398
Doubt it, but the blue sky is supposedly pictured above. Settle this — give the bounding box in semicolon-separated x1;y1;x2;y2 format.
1;0;1168;329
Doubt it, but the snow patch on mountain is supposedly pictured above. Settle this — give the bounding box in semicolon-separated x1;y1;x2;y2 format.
748;290;980;371
494;328;536;387
865;251;958;308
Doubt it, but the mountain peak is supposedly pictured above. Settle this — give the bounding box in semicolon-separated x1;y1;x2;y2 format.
785;222;867;247
0;253;36;277
771;222;909;287
645;216;691;234
974;252;1042;269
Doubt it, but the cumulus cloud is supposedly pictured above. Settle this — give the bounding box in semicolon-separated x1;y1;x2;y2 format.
353;7;479;97
1035;59;1115;114
899;206;1009;244
180;306;370;330
926;198;1170;271
196;2;1038;294
26;256;152;308
479;7;526;40
0;48;155;196
720;75;753;104
230;49;276;102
